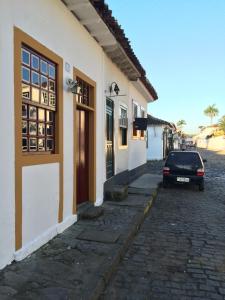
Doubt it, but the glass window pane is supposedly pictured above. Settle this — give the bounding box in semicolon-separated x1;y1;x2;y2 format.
49;80;55;93
22;84;30;99
22;137;28;151
29;122;37;135
22;67;30;83
22;121;27;135
31;55;39;70
38;138;45;151
31;87;39;102
46;124;53;136
29;138;37;151
29;106;37;120
40;91;48;105
46;139;54;151
38;108;45;121
49;93;56;108
31;71;39;86
22;104;27;118
40;60;48;75
38;123;45;136
41;76;48;90
49;65;55;79
21;49;30;66
46;110;54;122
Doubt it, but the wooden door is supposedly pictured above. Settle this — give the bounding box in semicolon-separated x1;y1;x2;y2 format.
106;98;114;179
76;109;89;204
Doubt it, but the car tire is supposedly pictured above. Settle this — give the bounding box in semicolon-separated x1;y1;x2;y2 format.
199;182;204;191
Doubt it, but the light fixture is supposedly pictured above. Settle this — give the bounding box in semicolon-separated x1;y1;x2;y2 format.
66;78;81;94
109;81;120;96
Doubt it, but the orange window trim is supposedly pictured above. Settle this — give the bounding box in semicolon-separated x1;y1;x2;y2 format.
14;27;64;250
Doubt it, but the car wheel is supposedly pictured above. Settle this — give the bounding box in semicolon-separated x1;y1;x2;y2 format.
199;182;204;191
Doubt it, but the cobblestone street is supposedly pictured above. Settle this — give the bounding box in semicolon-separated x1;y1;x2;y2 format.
101;149;225;300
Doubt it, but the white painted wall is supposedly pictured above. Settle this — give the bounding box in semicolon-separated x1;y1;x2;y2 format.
22;164;59;245
0;0;15;270
128;83;148;170
147;126;164;160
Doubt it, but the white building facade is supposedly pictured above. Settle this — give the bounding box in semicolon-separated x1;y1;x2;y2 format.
0;0;157;269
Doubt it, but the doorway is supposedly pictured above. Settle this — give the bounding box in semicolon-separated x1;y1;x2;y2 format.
106;98;114;179
76;109;89;204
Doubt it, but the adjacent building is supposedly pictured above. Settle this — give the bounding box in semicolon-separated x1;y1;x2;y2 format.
147;115;176;160
0;0;157;269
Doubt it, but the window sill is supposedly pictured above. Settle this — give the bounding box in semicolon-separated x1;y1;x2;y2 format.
21;153;61;166
119;145;128;150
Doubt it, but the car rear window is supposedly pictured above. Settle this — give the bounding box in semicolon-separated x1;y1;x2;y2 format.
166;152;202;166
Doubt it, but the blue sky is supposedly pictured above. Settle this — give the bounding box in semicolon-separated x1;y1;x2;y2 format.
106;0;225;133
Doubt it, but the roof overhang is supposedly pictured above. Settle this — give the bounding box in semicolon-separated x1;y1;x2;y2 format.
132;79;155;102
62;0;141;80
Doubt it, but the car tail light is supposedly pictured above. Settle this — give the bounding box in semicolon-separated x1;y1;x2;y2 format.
163;167;170;176
197;168;204;176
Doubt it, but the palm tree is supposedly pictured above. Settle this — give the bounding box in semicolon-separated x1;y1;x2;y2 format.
219;115;225;134
204;104;219;125
177;120;186;132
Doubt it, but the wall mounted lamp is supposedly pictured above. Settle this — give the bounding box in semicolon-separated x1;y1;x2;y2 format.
66;78;81;94
108;81;126;97
109;81;120;96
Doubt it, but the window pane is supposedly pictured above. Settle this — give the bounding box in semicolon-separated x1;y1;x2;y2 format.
32;87;39;102
22;84;30;99
49;93;56;108
22;104;27;118
49;65;55;79
38;108;45;121
29;106;37;120
29;138;37;151
29;122;37;135
46;124;53;136
41;76;48;90
22;121;27;135
31;55;39;70
40;60;48;74
21;49;30;66
32;71;39;86
38;138;45;151
22;67;30;83
38;123;45;136
46;110;54;122
46;139;54;151
40;91;48;105
49;80;55;93
22;137;28;151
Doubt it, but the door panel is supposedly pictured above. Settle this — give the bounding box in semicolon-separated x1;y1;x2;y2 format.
76;109;89;204
106;98;114;179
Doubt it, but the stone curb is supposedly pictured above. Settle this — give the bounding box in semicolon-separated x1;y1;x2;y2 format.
87;185;160;300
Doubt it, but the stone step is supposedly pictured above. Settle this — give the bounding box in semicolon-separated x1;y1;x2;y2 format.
104;184;128;201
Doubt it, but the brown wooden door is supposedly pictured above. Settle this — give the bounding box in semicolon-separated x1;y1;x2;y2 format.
76;109;89;204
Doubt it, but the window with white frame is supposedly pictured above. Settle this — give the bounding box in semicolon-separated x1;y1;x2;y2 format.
119;106;128;146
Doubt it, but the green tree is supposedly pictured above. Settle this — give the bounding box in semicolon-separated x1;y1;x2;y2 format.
204;104;219;125
219;115;225;133
177;119;186;132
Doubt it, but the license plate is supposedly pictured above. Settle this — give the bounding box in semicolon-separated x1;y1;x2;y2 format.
177;177;190;182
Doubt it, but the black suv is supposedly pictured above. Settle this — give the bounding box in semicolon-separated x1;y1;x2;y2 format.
163;151;205;191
